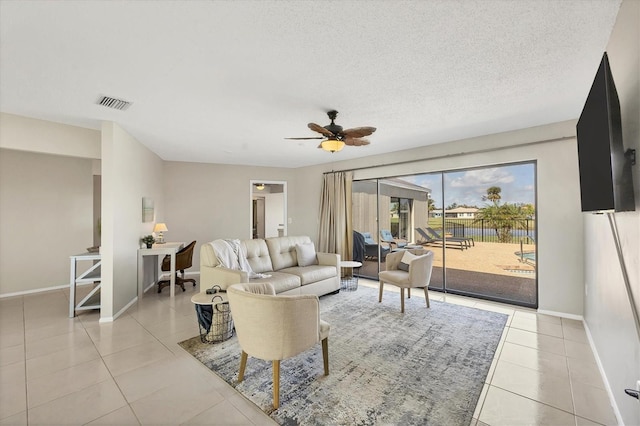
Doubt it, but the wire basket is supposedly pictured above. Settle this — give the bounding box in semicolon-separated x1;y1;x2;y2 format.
341;276;358;291
195;295;234;344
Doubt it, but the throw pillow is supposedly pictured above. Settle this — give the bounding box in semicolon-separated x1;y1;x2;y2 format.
400;250;419;264
398;251;419;271
296;243;318;267
397;261;410;271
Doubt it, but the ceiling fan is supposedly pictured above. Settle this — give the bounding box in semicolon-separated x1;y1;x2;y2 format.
286;110;376;152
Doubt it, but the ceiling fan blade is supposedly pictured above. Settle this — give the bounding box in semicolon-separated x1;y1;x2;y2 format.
344;138;370;146
342;126;376;138
308;122;335;137
285;137;325;140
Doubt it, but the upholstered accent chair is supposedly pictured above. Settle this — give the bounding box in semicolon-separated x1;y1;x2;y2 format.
158;240;197;293
378;249;434;313
226;282;330;409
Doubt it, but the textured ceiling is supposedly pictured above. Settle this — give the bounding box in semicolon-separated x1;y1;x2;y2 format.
0;0;622;168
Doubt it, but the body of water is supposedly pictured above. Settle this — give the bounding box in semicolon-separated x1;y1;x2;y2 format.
514;251;536;262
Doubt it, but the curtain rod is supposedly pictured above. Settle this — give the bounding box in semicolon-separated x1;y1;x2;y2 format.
323;135;575;175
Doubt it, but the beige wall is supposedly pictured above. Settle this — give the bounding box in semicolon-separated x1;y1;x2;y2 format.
0;113;100;159
100;122;165;320
0;114;100;295
0;149;94;294
161;161;296;271
583;1;640;424
0;110;601;319
293;120;584;316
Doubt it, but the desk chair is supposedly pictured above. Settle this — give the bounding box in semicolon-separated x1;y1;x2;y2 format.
158;240;197;293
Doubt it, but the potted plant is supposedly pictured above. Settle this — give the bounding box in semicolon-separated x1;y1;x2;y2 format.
141;235;155;249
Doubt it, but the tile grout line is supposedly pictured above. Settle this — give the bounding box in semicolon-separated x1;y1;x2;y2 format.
83;312;143;426
487;383;579;418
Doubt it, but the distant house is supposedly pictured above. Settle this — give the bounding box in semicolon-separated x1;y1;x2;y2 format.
430;207;478;219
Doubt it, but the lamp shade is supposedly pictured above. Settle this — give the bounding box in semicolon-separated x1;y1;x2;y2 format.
153;223;168;233
321;139;345;153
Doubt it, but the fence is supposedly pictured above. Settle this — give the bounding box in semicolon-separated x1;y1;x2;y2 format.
428;218;536;244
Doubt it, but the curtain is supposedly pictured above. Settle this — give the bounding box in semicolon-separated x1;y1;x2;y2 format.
318;171;353;261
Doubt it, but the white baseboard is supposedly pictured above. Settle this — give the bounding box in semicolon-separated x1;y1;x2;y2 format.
582;322;624;425
537;309;622;424
0;281;94;298
536;309;583;321
100;296;138;323
0;271;200;299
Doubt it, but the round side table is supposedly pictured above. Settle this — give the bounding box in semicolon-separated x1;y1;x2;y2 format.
191;291;233;343
340;260;362;291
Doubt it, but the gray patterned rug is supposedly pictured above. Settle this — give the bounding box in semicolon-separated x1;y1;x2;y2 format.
179;285;507;426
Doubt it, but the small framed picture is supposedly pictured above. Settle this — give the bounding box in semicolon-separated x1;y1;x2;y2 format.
142;197;154;223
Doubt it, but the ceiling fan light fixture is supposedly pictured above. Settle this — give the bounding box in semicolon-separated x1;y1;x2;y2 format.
321;139;345;153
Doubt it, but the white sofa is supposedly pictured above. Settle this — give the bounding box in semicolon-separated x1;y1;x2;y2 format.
200;236;340;296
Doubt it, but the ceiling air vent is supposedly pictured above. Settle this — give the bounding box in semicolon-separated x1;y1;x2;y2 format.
97;95;132;111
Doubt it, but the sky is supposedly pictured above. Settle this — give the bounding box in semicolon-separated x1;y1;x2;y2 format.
400;163;535;209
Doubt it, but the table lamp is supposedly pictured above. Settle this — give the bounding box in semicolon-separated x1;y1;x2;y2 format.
153;223;168;244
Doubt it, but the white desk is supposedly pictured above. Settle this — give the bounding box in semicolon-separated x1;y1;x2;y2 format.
69;252;102;318
137;242;184;298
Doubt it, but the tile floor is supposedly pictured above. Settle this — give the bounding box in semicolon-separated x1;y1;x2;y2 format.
0;278;618;425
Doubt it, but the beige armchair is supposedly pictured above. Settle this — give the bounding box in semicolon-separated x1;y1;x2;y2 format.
378;249;434;313
226;282;330;409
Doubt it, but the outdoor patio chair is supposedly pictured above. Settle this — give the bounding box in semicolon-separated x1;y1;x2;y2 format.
378;249;433;313
415;227;437;245
425;227;474;248
353;230;365;263
360;231;390;261
380;229;408;249
415;228;467;250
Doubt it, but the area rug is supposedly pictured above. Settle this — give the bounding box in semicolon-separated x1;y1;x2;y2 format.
179;285;507;426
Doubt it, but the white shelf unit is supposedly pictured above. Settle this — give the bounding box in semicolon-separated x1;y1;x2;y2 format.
69;252;102;318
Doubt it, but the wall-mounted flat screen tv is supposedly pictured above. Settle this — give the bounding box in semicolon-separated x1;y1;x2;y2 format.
576;52;635;212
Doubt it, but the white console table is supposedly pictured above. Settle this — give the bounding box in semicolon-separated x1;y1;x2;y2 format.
137;242;184;298
69;252;102;318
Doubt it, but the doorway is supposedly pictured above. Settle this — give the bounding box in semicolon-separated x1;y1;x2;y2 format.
250;181;287;239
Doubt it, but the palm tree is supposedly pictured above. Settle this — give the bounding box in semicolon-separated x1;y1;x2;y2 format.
476;187;530;243
427;197;435;213
483;186;502;204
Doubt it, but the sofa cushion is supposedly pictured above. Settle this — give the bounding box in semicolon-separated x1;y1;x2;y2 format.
249;271;301;293
295;242;318;267
267;236;312;270
243;239;273;273
280;265;336;286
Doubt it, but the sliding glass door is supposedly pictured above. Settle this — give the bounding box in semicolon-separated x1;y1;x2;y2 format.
442;163;537;306
352;161;537;308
